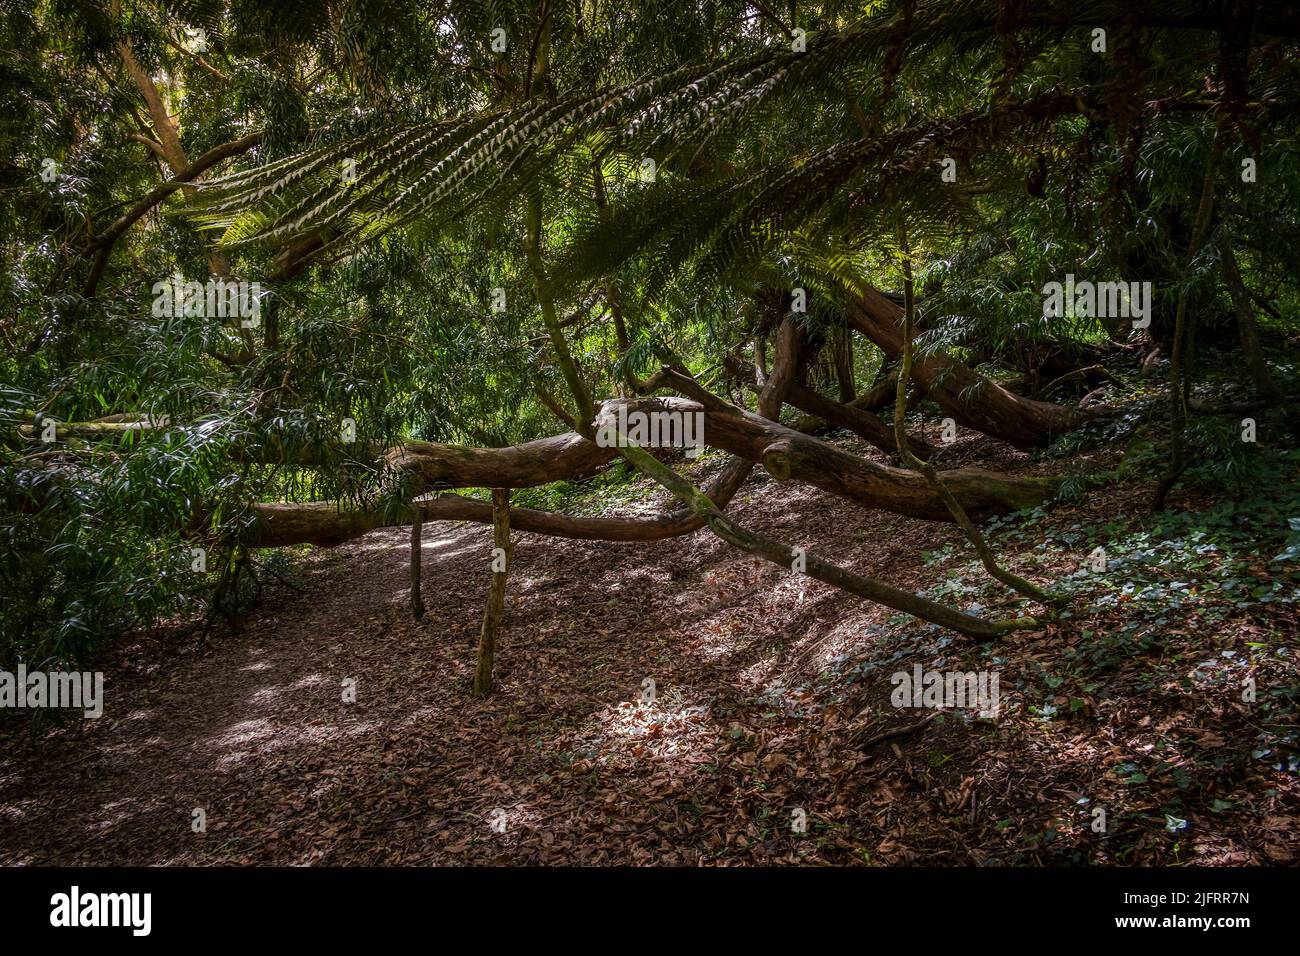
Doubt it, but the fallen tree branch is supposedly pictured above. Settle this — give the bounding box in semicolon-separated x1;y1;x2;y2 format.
720;355;935;457
846;281;1093;448
607;434;1035;641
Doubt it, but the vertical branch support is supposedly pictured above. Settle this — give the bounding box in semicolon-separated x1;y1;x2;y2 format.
473;488;512;697
410;501;425;621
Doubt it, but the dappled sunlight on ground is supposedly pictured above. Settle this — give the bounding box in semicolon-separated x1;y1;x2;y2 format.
0;438;1295;865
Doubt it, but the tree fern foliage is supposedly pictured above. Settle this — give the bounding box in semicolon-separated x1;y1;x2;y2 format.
192;1;1299;302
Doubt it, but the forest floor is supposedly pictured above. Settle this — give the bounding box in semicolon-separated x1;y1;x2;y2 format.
1;428;1297;865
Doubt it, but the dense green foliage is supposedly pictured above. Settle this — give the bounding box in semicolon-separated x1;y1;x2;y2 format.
2;1;1298;667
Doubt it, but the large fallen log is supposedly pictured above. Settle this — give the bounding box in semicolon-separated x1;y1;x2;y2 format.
21;371;1059;550
250;323;815;549
248;395;1058;547
251;484;737;547
389;395;1057;522
785;380;937;458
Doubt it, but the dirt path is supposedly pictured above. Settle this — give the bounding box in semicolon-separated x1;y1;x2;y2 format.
2;447;1295;865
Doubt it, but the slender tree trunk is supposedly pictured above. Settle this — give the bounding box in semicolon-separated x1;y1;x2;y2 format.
533;382;576;428
724;356;935;457
526;195;593;433
593;161;636;395
856;365;898;411
473;488;511;697
114;29;231;282
105;13;263;364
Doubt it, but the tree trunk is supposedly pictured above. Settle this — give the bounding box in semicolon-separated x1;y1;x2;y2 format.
853;368;900;413
787;380;935;458
612;395;1058;521
833;322;856;402
387;431;618;492
723;356;934;457
241;396;1057;550
28;400;1058;551
1153;130;1225;511
248;394;1056;549
113;28;233;285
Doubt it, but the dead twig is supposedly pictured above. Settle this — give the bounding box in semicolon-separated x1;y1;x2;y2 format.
852;712;937;750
